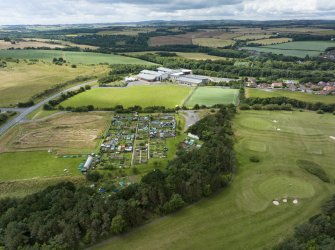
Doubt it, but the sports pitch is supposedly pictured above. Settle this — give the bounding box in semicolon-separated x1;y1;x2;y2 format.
93;110;335;250
61;85;193;108
185;87;239;107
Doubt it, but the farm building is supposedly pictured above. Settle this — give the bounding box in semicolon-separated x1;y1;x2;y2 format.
271;82;283;88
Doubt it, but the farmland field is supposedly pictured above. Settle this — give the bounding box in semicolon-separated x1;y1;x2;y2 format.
247;38;292;45
0;49;154;65
234;34;271;41
93;110;335;250
0;61;108;107
0;112;110;154
246;88;335;104
192;38;235;48
61;85;193;108
0;39;65;49
185;87;239;107
242;41;335;58
175;52;225;60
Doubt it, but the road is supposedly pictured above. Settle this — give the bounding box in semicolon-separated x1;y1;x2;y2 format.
0;80;96;136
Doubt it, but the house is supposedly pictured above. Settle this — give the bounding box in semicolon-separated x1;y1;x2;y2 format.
271;82;283;89
247;77;257;88
323;86;335;92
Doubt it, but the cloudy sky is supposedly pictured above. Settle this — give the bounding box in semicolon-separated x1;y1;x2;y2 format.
0;0;334;25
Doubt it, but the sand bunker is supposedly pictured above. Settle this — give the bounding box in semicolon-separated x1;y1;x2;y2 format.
330;136;335;141
293;199;299;204
282;198;287;203
272;200;280;206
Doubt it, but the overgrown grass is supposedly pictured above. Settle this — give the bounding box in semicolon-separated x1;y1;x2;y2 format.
297;160;330;183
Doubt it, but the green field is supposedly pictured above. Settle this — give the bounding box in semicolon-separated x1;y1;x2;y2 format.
192;38;235;48
93;111;335;250
185;87;239;107
247;38;292;45
61;85;193;108
0;50;153;65
0;151;83;181
246;88;335;104
242;41;335;58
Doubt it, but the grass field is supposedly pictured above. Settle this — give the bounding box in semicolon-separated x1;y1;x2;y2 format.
0;112;110;154
246;88;335;104
175;52;225;60
0;50;154;65
192;38;235;48
247;38;292;45
242;41;335;58
185;87;239;107
61;85;193;108
0;61;108;107
235;34;271;41
0;151;83;181
93;110;335;250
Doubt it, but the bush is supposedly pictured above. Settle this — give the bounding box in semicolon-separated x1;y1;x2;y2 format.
86;171;102;182
316;110;324;114
249;155;260;163
297;160;330;183
239;104;250;110
252;104;262;110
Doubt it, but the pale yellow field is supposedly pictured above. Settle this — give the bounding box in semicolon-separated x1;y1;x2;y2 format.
0;61;108;106
247;38;292;45
0;40;65;50
235;34;271;41
0;112;110;154
24;38;98;50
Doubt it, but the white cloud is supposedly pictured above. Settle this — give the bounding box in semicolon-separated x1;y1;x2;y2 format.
0;0;333;25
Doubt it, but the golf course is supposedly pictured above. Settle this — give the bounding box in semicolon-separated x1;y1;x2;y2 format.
93;110;335;250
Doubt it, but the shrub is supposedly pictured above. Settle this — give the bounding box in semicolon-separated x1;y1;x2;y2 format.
297;160;330;183
249;155;260;163
316;110;324;114
252;104;262;110
239;104;250;110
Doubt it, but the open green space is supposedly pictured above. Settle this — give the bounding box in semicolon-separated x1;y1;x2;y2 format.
242;41;335;58
185;87;239;107
246;88;335;104
93;110;335;250
61;85;193;108
0;61;108;107
0;50;154;65
0;151;83;181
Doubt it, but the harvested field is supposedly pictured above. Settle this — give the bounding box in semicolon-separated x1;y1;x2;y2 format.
234;34;271;41
24;38;98;50
247;38;292;45
0;39;65;50
0;112;110;154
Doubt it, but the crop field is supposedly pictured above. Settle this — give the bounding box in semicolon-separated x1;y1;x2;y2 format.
61;85;193;108
0;61;108;107
93;111;335;250
0;112;110;154
247;38;292;45
0;49;154;65
246;88;335;104
234;34;271;41
24;38;98;50
192;38;235;48
175;52;225;60
266;27;335;35
242;41;335;58
97;28;156;36
0;39;65;49
185;87;239;107
149;30;238;47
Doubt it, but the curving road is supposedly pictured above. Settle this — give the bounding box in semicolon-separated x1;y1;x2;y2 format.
0;80;96;136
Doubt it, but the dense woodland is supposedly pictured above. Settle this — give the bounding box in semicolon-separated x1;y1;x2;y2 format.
130;53;335;82
0;106;236;249
274;194;335;250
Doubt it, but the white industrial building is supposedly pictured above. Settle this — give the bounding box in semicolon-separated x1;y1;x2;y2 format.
138;70;169;82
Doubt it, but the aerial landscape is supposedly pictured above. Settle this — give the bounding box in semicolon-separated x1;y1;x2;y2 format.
0;0;335;249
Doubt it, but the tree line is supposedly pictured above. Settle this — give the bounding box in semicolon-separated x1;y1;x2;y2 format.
0;106;236;249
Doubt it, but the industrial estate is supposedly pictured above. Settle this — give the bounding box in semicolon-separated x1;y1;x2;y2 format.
0;17;334;250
